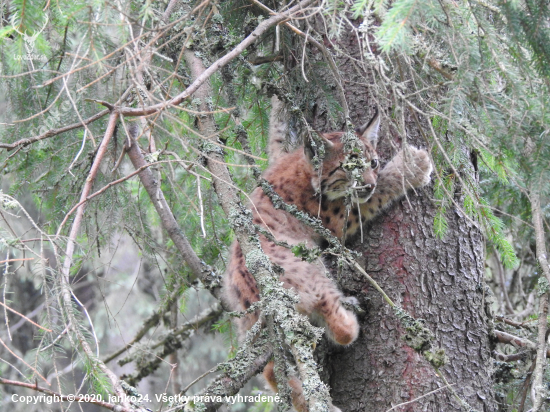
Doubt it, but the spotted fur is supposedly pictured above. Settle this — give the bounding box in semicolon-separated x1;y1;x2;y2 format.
223;104;432;412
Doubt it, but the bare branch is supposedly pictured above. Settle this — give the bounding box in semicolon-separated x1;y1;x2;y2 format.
529;189;550;411
0;258;34;264
384;383;455;412
119;304;222;386
125;127;221;296
494;330;550;358
0;109;109;151
52;110;134;409
493;351;526;362
495;315;532;329
111;0;317;117
0;301;52;332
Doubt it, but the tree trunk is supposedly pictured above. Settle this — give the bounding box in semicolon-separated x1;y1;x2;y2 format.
284;16;497;412
332;195;496;412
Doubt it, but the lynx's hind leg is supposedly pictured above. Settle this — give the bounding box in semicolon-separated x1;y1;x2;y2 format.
263;361;342;412
314;289;360;346
269;247;360;346
263;361;308;412
223;242;262;340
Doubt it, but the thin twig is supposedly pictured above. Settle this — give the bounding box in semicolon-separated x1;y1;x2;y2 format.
0;301;52;332
0;258;34;264
197;175;207;237
112;0;318;117
0;337;49;384
385;383;455;411
181;367;218;394
68;129;88;176
0;110;108;151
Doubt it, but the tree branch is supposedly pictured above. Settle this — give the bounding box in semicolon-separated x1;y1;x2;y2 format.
0;109;109;151
493;351;526;362
106;0;317;117
182;34;332;412
495;315;531;329
494;329;550;357
529;189;550;411
125;127;221;296
118;304;222;386
53;110;134;409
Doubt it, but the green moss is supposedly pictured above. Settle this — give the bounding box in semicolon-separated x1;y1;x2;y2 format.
423;348;448;368
291;242;322;262
394;306;434;352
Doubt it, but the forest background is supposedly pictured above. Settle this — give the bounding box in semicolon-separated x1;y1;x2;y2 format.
1;0;550;411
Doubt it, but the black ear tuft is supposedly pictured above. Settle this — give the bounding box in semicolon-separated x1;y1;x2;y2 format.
304;135;316;162
303;133;334;163
356;107;381;148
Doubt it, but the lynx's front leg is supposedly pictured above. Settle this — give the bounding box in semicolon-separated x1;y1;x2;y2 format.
360;146;432;221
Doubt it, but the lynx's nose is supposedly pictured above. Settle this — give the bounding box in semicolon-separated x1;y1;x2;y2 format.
354;183;374;198
350;181;375;202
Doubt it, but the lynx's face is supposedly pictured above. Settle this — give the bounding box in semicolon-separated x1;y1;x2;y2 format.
309;136;380;203
305;110;382;203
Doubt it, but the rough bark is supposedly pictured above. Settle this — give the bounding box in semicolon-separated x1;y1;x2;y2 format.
283;15;497;412
332;196;495;411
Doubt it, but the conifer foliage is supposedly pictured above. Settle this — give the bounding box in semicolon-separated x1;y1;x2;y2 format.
0;0;549;411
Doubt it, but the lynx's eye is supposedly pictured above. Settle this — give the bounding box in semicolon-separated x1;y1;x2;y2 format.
371;159;379;169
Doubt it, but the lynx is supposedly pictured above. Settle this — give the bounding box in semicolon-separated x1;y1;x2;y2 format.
223;99;432;411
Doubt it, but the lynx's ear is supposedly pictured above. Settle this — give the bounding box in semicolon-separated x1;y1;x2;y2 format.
304;133;334;163
356;108;381;148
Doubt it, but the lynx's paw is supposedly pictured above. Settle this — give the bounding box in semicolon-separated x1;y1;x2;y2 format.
325;304;359;346
392;146;432;189
410;146;433;187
